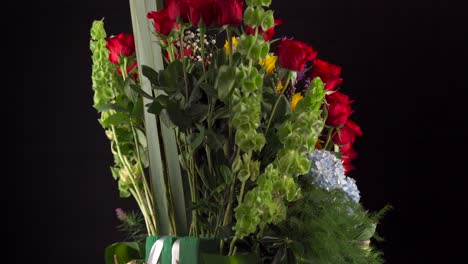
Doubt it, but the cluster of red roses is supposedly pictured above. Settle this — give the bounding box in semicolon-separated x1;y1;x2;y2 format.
275;39;362;173
147;0;244;36
106;0;361;174
312;59;362;173
147;0;282;43
105;33;138;79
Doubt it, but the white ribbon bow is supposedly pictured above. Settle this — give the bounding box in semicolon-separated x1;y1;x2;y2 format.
147;237;181;264
147;237;166;264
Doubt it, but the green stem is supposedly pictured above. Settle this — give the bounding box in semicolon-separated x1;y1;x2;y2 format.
112;125;157;235
178;26;190;100
129;188;152;234
324;127;335;150
228;237;238;256
199;23;207;74
226;27;233;66
130;122;158;233
264;73;292;135
222;178;236;227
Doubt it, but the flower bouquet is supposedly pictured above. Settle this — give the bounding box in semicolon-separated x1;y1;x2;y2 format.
90;0;388;263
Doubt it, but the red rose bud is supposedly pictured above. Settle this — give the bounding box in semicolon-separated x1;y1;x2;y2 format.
277;39;318;72
106;33;135;64
214;0;243;26
189;0;216;26
246;19;283;41
341;147;358;174
166;0;191;23
310;59;343;91
147;10;179;36
333;119;362;152
326;91;354;127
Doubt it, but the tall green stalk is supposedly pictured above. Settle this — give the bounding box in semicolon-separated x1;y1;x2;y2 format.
129;0;188;236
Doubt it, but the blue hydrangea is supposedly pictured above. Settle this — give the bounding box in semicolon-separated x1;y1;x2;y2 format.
307;149;346;190
342;177;360;203
307;149;360;203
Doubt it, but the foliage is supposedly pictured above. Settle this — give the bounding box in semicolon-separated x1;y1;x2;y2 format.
234;78;326;239
280;184;387;264
105;242;144;264
91;0;388;262
90;20;157;235
117;210;147;244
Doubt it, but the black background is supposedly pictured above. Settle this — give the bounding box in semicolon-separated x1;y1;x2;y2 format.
9;0;468;263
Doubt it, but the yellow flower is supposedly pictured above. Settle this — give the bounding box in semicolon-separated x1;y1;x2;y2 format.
224;37;238;56
276;81;284;93
291;93;304;111
259;54;278;75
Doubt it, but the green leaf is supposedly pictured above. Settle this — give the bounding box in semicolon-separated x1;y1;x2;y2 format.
189;78;203;105
167;101;192;130
215;66;236;102
130;84;155;100
147;101;164;115
189;126;206;150
131;98;144;118
159;60;183;94
142;65;159;86
186;104;209;122
101;112;129;128
124;79;139;103
118;180;131;198
200;82;217;97
104;242;143;264
206;129;224;150
159;109;176;129
95;103;129;113
220;165;233;184
135;128;147;148
200;253;259;264
272;95;291;124
213;106;230;120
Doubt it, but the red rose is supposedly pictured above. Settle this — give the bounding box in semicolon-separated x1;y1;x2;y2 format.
326;91;354;127
166;0;191;22
333;119;362;153
189;0;215;26
341;147;358;174
310;59;343;91
106;33;135;64
246;19;283;41
277;39;318;71
214;0;243;26
147;10;179;36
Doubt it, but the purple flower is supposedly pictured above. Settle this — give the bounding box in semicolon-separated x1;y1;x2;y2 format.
115;208;128;222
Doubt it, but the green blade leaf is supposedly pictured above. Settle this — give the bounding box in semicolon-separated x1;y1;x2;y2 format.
130;0;188;236
130;0;171;235
104;242;143;264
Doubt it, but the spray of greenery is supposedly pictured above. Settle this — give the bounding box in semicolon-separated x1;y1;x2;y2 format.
90;20;157;235
280;184;389;264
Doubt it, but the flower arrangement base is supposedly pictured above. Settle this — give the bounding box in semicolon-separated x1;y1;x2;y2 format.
145;236;258;264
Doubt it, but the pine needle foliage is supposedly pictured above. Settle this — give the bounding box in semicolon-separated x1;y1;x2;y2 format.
284;183;387;264
117;211;147;244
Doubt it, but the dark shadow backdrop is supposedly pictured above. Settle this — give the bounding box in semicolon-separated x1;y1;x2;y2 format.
9;0;468;263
